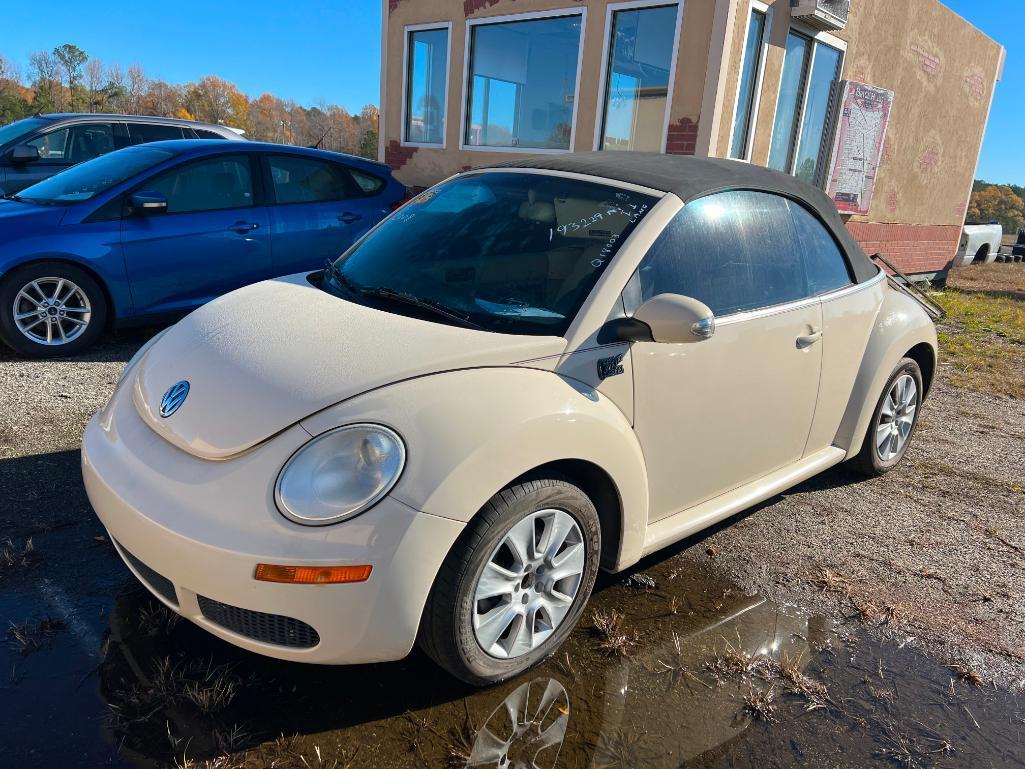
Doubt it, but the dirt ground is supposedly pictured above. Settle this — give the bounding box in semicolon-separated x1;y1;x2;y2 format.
1;264;1023;767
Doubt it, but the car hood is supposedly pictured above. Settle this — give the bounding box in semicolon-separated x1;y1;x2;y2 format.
131;273;566;459
0;198;68;226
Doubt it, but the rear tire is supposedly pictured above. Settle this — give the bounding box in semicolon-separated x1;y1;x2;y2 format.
851;357;923;477
0;262;108;358
419;478;601;686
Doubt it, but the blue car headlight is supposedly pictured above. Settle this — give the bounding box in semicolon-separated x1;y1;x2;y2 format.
274;424;406;526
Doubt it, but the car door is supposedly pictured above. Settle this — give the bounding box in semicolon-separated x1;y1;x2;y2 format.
120;153;271;316
627;191;823;522
6;122;117;192
789;199;885;454
263;153;384;275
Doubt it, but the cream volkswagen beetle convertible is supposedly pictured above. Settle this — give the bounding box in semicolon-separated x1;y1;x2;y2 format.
82;154;937;685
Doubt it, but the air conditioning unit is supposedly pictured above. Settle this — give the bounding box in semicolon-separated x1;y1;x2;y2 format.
790;0;850;31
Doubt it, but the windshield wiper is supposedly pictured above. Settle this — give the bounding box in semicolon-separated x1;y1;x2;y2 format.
359;286;484;330
1;192;25;202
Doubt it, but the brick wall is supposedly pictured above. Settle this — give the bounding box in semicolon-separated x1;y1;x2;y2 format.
666;118;699;156
846;222;961;276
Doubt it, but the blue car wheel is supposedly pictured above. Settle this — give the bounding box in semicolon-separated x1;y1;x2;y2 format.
0;262;108;358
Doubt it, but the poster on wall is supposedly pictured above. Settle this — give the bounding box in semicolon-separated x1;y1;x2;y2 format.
825;81;895;216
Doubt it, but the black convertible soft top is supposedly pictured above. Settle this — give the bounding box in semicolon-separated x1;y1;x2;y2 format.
486;152;879;284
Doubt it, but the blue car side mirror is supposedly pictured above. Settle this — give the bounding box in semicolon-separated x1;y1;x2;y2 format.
129;190;168;215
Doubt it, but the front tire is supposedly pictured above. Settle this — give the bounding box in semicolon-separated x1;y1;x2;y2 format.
0;262;108;357
851;357;923;476
419;479;601;686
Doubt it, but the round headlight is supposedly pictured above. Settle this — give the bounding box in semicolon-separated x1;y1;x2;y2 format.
275;424;406;526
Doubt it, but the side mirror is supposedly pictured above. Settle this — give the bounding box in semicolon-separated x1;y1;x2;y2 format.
129;190;168;215
601;293;715;344
10;144;40;164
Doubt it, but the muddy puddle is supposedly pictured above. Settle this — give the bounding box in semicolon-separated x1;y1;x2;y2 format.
7;550;1022;769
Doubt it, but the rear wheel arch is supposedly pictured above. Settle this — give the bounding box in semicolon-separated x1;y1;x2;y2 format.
905;341;936;397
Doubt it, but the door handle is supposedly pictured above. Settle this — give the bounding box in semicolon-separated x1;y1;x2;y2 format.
228;221;259;234
337;212;363;224
796;330;823;349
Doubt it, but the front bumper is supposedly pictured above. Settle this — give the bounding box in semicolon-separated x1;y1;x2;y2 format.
81;383;464;665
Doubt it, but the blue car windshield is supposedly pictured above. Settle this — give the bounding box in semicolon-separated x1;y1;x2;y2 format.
17;146;176;205
329;172;657;336
0;117;48;148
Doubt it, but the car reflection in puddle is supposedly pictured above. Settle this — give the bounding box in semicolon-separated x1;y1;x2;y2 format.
101;563;1024;768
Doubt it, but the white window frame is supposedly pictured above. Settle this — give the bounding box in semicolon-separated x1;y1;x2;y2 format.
459;6;588;154
726;0;772;162
401;21;453;149
592;0;685;153
766;22;846;180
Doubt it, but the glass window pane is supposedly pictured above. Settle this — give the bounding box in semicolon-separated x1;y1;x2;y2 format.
335;172;655;336
787;199;851;294
465;14;583;150
792;43;842;185
27;128;70;160
636;191;807;315
729;10;766;159
269;155;353;204
65;124;116;163
129;123;186;143
768;32;810;172
600;4;679;152
350;168;384;194
405;27;448;144
148;156;253;214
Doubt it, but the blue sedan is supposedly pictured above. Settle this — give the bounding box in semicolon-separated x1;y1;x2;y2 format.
0;141;408;356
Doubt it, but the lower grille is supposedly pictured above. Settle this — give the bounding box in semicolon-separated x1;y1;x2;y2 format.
197;595;320;649
119;544;178;607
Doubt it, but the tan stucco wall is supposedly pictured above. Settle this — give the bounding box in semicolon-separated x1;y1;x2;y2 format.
385;0;1002;236
724;0;1003;228
382;0;715;188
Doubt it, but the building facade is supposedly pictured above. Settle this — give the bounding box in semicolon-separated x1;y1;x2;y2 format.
379;0;1004;278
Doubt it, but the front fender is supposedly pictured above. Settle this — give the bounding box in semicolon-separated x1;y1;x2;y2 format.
300;366;649;568
834;288;938;458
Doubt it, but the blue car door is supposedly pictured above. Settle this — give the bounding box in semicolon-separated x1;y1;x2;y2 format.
264;153;387;275
120;153;272;316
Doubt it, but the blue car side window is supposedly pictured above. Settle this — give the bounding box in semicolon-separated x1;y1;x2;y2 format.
147;156;254;214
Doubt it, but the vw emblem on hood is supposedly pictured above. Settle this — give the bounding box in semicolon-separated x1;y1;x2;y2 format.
159;380;190;418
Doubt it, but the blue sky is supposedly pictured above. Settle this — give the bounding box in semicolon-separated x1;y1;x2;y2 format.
2;0;1017;183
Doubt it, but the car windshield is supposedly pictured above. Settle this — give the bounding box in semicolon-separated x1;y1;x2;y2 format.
0;117;48;148
16;145;176;205
327;172;657;335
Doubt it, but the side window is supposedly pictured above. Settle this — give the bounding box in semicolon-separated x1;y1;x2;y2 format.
27;128;70;160
635;191;807;316
65;124;116;162
787;200;852;295
349;168;385;195
193;129;228;140
128;123;186;144
146;155;254;214
268;155;354;204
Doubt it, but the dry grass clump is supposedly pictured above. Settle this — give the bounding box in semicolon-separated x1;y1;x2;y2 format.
741;683;777;723
591;610;638;657
7;615;65;655
808;565;854;596
945;661;984;688
931;278;1025;397
137;600;182;637
0;537;38;578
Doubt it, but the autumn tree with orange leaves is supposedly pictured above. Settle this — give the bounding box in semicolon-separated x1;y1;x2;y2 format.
0;44;379;159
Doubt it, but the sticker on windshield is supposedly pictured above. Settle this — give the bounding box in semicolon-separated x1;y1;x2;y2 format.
475;298;564;319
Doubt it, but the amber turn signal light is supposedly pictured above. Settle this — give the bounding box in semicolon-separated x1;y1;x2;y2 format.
254;563;372;584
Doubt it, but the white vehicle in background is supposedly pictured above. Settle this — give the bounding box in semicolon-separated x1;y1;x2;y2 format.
957;221;1002;265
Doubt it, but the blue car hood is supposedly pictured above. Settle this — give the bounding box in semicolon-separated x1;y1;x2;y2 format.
0;199;68;228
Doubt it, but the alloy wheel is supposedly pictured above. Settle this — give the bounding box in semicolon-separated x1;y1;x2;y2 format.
472;509;586;659
876;373;918;461
12;277;92;346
